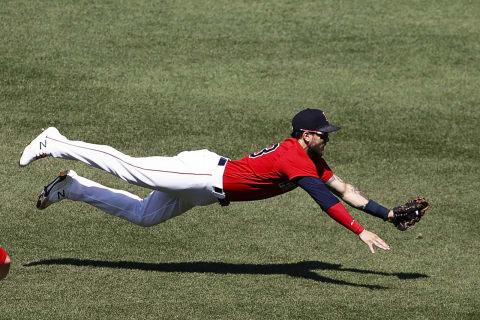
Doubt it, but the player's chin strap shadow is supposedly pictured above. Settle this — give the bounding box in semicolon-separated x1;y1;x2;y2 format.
24;259;428;290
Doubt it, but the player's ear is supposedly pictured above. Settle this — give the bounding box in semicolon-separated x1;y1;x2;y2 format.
302;131;312;143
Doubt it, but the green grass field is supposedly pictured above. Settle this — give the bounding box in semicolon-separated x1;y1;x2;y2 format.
1;0;479;319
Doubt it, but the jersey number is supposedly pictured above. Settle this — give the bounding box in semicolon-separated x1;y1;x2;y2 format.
249;144;279;158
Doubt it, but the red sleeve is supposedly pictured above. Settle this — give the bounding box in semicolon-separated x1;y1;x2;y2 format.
272;139;333;182
326;203;364;235
315;158;334;183
275;145;319;180
278;156;319;180
0;248;7;264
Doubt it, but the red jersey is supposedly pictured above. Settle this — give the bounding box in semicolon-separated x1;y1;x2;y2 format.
223;138;334;201
0;248;6;265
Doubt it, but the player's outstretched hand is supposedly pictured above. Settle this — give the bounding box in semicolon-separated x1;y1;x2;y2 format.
359;230;390;253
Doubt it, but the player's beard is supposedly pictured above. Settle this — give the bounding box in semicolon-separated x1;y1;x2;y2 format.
307;146;324;159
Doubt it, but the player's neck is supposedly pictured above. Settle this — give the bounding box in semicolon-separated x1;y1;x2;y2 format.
297;138;308;151
297;139;322;160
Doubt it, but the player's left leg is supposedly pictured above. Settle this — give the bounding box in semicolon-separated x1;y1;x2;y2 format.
38;170;215;226
20;128;226;205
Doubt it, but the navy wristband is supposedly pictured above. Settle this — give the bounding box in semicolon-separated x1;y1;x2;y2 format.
363;200;390;221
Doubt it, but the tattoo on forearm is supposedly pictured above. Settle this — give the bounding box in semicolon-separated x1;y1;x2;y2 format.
351;185;369;209
352;185;369;200
327;175;369;209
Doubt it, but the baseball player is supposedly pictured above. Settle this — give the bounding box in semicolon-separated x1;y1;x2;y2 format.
20;108;428;253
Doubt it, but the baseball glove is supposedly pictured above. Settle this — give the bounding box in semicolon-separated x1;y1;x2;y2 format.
392;198;430;231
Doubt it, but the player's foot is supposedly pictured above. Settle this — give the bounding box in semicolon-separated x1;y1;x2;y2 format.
37;170;77;210
20;127;63;167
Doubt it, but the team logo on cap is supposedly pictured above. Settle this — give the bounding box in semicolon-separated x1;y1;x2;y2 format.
323;111;328;121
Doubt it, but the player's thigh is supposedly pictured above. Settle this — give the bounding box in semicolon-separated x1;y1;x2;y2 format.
137;150;221;193
139;191;196;226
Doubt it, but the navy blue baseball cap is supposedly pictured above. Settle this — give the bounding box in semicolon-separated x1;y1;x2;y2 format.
292;108;340;133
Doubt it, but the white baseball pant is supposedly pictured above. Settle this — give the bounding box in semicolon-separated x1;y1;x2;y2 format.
45;133;227;226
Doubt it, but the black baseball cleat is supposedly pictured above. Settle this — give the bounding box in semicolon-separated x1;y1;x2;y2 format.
37;170;77;210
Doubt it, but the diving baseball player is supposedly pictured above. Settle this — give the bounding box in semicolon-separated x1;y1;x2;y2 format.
20;108;429;253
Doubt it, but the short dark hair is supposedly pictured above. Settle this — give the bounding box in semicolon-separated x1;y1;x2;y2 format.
290;130;303;139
